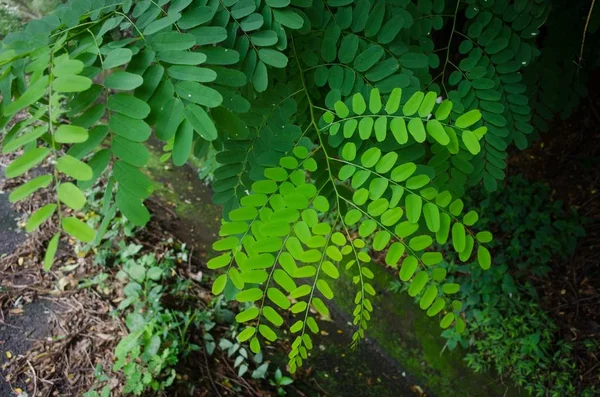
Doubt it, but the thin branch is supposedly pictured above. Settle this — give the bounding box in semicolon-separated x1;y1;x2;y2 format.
579;0;597;65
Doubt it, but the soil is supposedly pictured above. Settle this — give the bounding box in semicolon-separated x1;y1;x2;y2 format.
0;301;55;396
0;169;25;257
0;169;54;396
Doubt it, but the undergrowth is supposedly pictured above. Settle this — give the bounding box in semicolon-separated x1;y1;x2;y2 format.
394;175;594;397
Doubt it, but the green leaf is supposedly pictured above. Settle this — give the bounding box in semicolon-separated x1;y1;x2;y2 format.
250;30;279;46
105;72;144;90
3;126;48;153
54;75;92;93
56;155;93;180
462;130;481;155
440;313;454;329
151;32;196;52
452;223;466;252
175;81;223;108
9;174;53;203
240;13;264;32
236;288;263;303
258;49;288;68
156;98;184;141
58;182;87;210
476;231;493;243
463;211;479;226
407;118;426;142
420;285;437;309
455;109;482;129
116;188;151;227
390;117;408;144
43;232;60;271
26;204;56;232
109;114;151;142
237;327;256;342
55;125;88;144
399;53;428;69
53;58;84;77
212;274;228;295
385;88;402;114
477;246;491;270
107;93;151;119
167;66;216;82
360;147;381;168
5;76;49;115
418;92;437;117
185;104;217;141
263;306;284;327
62;217;96;243
259;324;277;341
5;147;51;178
354;45;384;72
405;194;422;223
178;6;216;29
423;203;440;232
273;9;304;29
157;51;207;65
191;26;228;45
112;136;150;167
409;235;433;251
173;120;193;166
103;48;133;69
236;307;259;323
316;279;334;299
426;120;449;145
143;12;181;35
403;92;424;117
435;100;453;120
341;142;356;161
408;271;428;297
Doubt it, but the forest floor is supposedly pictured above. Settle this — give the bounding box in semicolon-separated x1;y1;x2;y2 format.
0;154;420;396
509;86;600;388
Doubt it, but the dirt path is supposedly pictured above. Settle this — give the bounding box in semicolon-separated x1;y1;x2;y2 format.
0;169;55;396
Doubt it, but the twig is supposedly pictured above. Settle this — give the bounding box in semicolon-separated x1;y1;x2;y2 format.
202;346;221;397
579;0;597;65
220;353;260;396
26;360;38;396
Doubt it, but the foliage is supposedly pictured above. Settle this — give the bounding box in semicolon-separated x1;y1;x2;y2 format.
1;0;593;373
398;176;591;397
269;368;294;396
81;236;291;395
109;246;189;394
463;175;584;280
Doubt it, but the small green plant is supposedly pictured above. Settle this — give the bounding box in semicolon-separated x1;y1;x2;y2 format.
111;246;197;395
82;365;112;397
269;368;294;396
